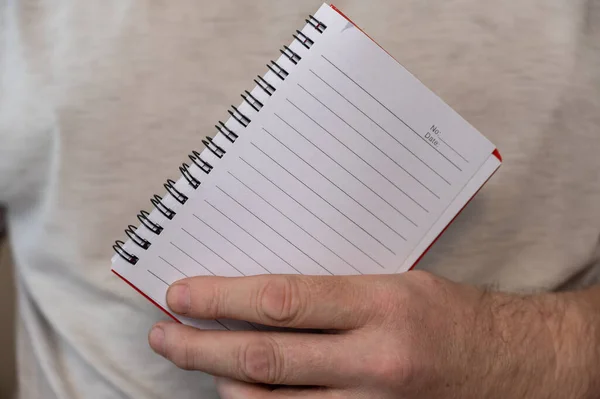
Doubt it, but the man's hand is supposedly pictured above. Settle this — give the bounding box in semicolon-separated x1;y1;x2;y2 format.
148;271;597;399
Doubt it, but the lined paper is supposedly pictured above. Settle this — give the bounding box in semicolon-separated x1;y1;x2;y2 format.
112;3;499;329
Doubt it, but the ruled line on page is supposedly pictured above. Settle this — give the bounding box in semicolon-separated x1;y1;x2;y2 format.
181;227;247;276
192;214;271;274
239;157;385;270
273;113;418;226
216;320;231;330
438;135;470;163
308;69;453;184
295;85;441;199
170;241;215;275
172;235;254;329
215;185;334;275
261;127;407;242
321;55;463;172
158;256;188;277
227;171;363;274
249;141;396;256
286;99;430;213
214;320;231;330
204;199;301;274
147;270;170;286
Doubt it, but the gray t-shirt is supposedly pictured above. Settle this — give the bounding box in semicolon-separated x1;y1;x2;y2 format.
1;1;599;398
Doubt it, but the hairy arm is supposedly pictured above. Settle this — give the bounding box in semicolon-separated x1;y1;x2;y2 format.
485;283;600;398
555;285;600;397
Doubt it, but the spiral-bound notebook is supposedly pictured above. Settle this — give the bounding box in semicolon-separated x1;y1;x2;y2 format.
111;3;502;330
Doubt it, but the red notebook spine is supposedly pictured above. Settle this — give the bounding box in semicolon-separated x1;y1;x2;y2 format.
112;269;182;324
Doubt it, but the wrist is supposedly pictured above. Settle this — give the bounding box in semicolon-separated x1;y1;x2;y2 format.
482;289;595;399
526;290;599;399
554;288;600;399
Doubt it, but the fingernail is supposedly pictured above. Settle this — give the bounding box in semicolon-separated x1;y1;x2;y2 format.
167;283;190;314
148;326;165;355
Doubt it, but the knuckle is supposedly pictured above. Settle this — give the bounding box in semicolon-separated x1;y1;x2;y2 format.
407;270;447;299
369;280;405;321
257;276;307;326
369;351;416;387
205;282;223;318
237;337;285;384
409;270;439;287
373;273;438;321
183;341;198;371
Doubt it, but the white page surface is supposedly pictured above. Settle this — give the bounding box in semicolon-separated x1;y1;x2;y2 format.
112;4;499;329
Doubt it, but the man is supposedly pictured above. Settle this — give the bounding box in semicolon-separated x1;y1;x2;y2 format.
1;0;598;398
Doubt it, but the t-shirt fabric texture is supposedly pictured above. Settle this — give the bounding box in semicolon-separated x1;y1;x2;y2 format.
1;1;599;398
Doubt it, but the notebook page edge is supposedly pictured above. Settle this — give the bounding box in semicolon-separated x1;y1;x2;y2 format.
397;151;502;274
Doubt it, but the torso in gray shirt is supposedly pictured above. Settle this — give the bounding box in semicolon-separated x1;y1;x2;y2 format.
1;1;599;398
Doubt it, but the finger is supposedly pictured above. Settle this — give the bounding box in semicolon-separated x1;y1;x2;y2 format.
166;274;380;329
216;378;268;399
148;322;361;387
216;377;343;399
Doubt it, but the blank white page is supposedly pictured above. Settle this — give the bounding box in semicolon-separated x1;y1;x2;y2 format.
111;3;500;329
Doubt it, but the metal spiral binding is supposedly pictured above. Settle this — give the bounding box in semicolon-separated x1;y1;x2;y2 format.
281;45;302;65
165;179;188;205
228;106;251;128
125;225;151;249
267;61;289;81
216;121;239;143
293;30;315;49
137;210;163;235
151;195;176;220
180;163;201;189
189;151;213;174
113;13;328;266
306;15;327;33
202;136;227;158
254;75;277;96
113;241;139;265
241;90;264;112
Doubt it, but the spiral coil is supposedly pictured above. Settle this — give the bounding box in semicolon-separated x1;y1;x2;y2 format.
165;179;189;205
306;15;327;33
113;14;327;265
241;90;264;112
281;45;302;65
228;106;251;128
293;30;315;49
125;225;152;249
114;240;139;265
266;61;289;81
254;75;277;96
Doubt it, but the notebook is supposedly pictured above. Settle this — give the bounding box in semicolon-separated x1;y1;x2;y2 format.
111;3;502;330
